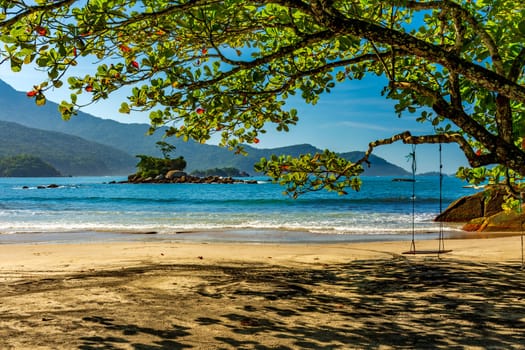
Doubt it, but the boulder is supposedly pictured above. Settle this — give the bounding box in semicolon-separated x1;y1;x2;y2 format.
461;217;486;232
435;188;507;222
128;173;141;182
166;170;187;179
464;209;525;232
436;187;525;232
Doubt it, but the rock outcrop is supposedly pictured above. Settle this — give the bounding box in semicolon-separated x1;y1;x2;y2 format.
473;210;525;232
120;172;258;185
436;187;525;232
435;188;507;222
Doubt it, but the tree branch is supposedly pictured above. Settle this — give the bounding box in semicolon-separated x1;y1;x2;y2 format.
509;47;525;82
406;0;505;75
357;131;496;169
0;0;77;28
495;93;514;143
319;14;524;103
389;80;525;175
184;49;388;92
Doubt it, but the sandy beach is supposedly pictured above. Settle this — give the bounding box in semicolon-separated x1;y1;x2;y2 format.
1;236;525;349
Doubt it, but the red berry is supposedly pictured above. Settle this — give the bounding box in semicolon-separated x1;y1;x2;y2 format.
35;26;47;36
195;107;205;115
253;137;260;144
85;85;93;92
131;61;139;69
26;90;38;97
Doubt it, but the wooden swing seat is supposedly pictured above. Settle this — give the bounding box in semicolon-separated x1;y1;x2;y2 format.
402;249;452;255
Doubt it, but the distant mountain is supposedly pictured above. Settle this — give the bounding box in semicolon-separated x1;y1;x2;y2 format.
0;80;162;158
0;80;409;176
340;151;411;176
0;120;136;175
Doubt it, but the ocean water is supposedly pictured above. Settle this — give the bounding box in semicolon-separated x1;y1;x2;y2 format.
0;176;478;243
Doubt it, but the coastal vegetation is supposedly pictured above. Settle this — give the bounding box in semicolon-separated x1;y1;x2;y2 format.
131;141;257;183
1;1;524;198
134;155;186;179
134;140;187;178
0;154;61;177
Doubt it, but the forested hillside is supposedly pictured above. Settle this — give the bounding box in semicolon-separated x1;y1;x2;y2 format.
0;121;136;175
0;154;61;177
0;80;409;176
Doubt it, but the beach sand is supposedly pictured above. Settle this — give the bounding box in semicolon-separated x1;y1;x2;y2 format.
1;236;525;349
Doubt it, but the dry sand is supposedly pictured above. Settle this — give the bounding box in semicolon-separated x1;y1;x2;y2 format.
1;236;525;349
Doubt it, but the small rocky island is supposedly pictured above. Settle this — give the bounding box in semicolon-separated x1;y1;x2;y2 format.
123;169;258;184
114;143;257;185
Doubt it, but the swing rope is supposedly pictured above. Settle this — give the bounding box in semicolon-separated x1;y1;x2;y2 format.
409;144;417;253
518;192;525;270
403;143;451;255
438;143;446;255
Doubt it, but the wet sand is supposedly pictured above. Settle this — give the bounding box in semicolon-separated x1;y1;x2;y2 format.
1;236;524;349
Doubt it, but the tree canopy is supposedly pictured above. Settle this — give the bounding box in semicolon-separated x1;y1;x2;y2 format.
1;0;524;197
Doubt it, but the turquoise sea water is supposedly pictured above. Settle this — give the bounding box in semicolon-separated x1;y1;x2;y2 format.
0;176;478;244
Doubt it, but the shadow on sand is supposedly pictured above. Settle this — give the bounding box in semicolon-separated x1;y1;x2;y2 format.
71;258;525;349
2;258;525;349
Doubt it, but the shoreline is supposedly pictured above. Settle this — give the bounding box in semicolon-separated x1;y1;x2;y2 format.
2;225;522;245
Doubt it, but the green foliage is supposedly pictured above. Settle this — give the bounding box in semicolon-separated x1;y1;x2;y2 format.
2;0;525;195
156;141;176;159
0;154;61;177
255;150;363;198
456;166;495;186
456;164;525;212
135;154;186;178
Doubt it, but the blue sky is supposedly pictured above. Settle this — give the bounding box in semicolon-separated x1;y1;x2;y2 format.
0;63;469;174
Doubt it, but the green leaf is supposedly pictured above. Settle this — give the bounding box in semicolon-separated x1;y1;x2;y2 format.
10;58;22;72
119;102;131;114
35;93;46;106
252;70;265;83
518;21;525;36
